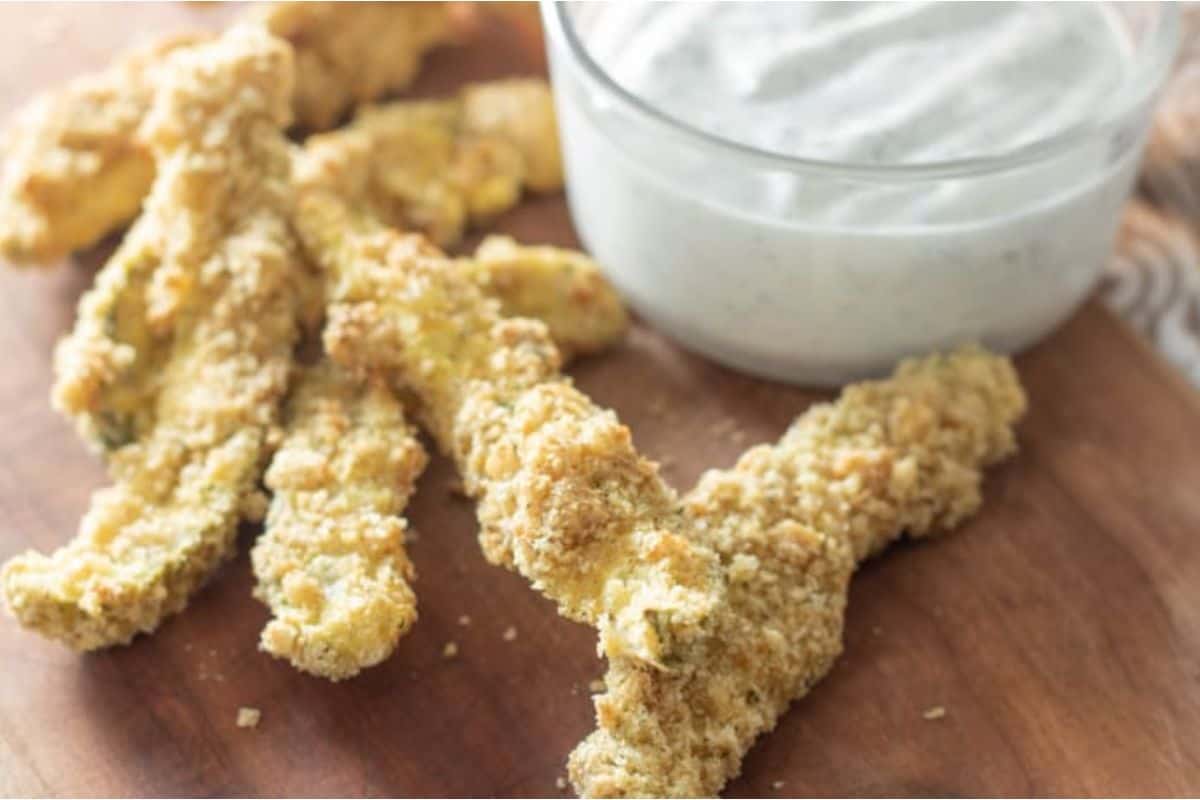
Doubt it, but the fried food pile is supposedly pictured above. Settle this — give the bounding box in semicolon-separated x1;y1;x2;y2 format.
296;189;726;669
4;23;302;649
0;7;1028;797
0;2;455;266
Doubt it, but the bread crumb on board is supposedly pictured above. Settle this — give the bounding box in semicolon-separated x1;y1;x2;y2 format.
443;641;459;659
236;707;262;729
458;614;472;627
502;625;518;641
922;705;947;721
555;776;568;790
772;780;786;790
588;679;606;693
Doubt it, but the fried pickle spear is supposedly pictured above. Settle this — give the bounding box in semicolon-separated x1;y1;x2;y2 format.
250;236;624;680
246;125;621;680
292;189;721;669
0;34;205;265
255;1;454;131
300;77;563;248
54;75;617;457
461;236;627;361
252;362;426;680
0;2;453;267
569;348;1027;797
251;231;624;679
1;26;302;649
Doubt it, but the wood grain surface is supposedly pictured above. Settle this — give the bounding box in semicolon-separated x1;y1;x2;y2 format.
1;4;1199;798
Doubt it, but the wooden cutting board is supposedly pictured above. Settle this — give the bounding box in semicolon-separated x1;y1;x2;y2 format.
1;5;1199;797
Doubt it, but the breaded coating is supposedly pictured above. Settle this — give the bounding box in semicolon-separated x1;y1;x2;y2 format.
0;34;205;265
295;82;626;356
246;141;622;679
295;191;723;669
460;236;628;360
569;348;1027;797
255;1;454;131
459;78;564;193
247;136;618;679
299;78;562;248
1;27;301;650
252;362;426;680
0;3;452;267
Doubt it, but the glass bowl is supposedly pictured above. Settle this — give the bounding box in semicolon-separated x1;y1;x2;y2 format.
541;1;1180;385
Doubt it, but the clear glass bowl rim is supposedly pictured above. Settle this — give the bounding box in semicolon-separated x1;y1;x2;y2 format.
540;0;1181;183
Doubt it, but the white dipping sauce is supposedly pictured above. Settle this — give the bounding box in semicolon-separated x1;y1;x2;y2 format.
590;2;1129;166
546;1;1165;385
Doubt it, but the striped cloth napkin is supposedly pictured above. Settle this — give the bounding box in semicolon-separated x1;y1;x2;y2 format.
1104;5;1200;385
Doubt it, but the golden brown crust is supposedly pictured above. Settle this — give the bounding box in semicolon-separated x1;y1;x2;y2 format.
461;236;628;361
0;33;207;266
460;78;563;193
295;191;722;669
295;80;625;358
244;78;616;678
569;348;1027;797
2;26;302;650
255;1;454;130
0;3;453;267
298;78;562;248
253;362;426;680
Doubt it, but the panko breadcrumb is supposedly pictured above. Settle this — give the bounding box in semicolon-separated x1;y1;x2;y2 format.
238;87;626;679
923;706;947;721
461;236;629;361
568;347;1026;797
295;190;724;670
294;80;627;358
236;706;262;728
298;78;561;248
255;1;454;130
0;3;452;267
0;33;205;266
459;78;563;193
252;362;426;680
1;27;301;650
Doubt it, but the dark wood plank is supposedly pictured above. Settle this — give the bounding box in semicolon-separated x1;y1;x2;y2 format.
0;4;1198;797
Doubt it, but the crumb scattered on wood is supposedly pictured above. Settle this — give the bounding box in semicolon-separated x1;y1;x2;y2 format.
236;707;261;728
442;641;459;659
555;776;568;790
458;614;472;627
923;705;946;720
588;678;606;693
772;780;786;790
406;527;421;543
502;625;518;641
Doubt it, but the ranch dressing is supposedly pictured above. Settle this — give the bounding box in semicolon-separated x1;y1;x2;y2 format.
545;2;1168;384
588;3;1130;167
